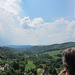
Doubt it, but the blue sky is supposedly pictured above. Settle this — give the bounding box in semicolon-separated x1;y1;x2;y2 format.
20;0;74;21
0;0;75;45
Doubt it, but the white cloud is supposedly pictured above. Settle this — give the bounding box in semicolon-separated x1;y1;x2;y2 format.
0;0;21;15
67;21;75;32
0;0;22;45
18;17;75;45
18;17;44;29
0;0;75;45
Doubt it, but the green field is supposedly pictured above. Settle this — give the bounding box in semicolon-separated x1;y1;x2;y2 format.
44;50;63;59
25;61;36;71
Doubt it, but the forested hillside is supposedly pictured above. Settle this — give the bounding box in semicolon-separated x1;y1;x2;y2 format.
0;42;75;75
25;42;75;54
5;42;75;53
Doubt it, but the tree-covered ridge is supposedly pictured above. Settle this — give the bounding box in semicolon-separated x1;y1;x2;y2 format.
4;42;75;53
25;42;75;54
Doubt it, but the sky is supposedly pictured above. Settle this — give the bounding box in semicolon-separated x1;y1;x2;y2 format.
0;0;75;45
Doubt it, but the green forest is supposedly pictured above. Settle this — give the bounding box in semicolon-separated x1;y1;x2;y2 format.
0;42;75;75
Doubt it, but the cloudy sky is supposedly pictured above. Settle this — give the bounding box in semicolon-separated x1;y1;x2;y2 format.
0;0;75;45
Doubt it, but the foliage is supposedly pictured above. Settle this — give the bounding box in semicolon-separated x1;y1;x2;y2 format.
25;61;36;71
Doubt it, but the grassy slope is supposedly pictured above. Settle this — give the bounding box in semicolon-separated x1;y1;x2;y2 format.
44;50;62;58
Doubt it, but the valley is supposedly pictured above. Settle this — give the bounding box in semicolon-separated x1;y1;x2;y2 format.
0;42;75;75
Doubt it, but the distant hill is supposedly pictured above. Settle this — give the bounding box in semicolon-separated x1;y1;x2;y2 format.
3;45;32;52
5;45;32;49
0;42;75;59
25;42;75;54
1;42;75;54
